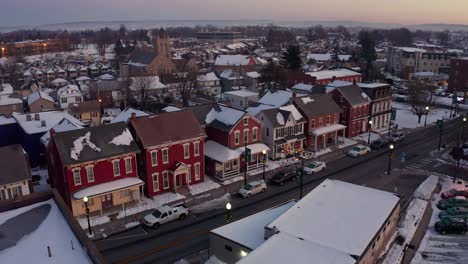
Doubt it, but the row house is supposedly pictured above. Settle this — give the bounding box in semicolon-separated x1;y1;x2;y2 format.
293;94;344;151
57;85;83;109
129;111;206;197
27;91;55;113
359;83;393;130
330;85;371;138
47;122;143;217
213;55;259;73
191;104;268;181
0;95;23;117
0;144;33;201
68;100;101;127
255;104;306;159
197;72;222;96
306;69;362;85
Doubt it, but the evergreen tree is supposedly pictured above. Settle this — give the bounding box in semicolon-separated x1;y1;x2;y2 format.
358;31;377;81
259;59;288;90
280;45;302;71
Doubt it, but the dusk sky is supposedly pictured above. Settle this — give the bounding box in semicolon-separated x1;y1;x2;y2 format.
2;0;468;27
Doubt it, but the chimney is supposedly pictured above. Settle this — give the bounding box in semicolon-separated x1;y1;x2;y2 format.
50;128;56;138
332;76;336;82
353;79;357;85
34;113;40;121
131;112;136;119
290;92;297;105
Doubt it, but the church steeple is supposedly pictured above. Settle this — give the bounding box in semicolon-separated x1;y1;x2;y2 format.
153;28;171;58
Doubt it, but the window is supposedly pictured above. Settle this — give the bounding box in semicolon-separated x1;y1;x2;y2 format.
244;130;249;143
194;163;201;181
12;104;16;111
61;98;67;103
183;144;190;159
225;245;233;252
163;171;170;189
73;168;81;186
125;158;132;173
243;117;248;126
86;166;95;183
326;115;330;125
120;189;131;198
234;131;240;145
194;142;200;156
311;119;315;128
252;127;258;141
112;160;120;176
151;151;158;166
152;173;159;192
266;128;269;137
162;148;169;164
11;186;22;198
318;117;322;127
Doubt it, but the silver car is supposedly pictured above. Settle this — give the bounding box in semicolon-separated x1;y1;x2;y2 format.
238;180;267;198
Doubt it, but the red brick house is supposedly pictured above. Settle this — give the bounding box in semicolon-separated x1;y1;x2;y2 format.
329;85;371;138
191;104;268;181
47;122;143;217
129;110;206;198
213;55;259;73
307;69;362;85
293;94;344;151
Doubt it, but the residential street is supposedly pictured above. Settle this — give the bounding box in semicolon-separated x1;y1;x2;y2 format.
96;116;467;264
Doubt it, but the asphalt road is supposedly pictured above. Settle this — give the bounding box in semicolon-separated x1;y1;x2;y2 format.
96;115;468;264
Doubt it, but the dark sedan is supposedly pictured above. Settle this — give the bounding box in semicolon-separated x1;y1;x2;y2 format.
269;171;296;186
370;139;389;150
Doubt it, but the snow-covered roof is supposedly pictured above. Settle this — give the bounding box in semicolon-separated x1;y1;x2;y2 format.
279;105;303;121
325;80;353;93
236;143;269;155
0;83;14;96
99;73;115;80
245;104;276;117
306;53;351;62
258;90;293;107
57;85;81;98
357;82;389;89
51;78;68;84
0;95;22;106
129;76;167;91
223;90;258;98
27;91;54;105
198;72;220;82
307;69;361;81
73;177;144;199
162;106;182;112
245;71;260;79
76;76;91;81
0;199;92;264
204;140;241;162
110;107;150;124
13;111;84;135
238;232;356;264
215;55;254;66
311;124;347;136
266;179;400;257
292;83;314;92
211;201;296;250
394;47;427;53
40;118;83;147
0;115;17;125
205;105;245;127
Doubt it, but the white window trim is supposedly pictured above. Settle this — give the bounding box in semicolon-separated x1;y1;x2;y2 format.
124;157;133;174
243;117;248;126
152;173;160;192
234;131;240;145
162;148;169;164
72;168;82;186
194;162;201;181
243;128;249;143
183;143;190;159
163;171;170;189
85;165;95;183
194;141;200;157
150;150;158;167
112;159;121;177
252;127;258;141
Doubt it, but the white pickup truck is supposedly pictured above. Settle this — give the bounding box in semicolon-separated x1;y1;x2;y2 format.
143;204;189;229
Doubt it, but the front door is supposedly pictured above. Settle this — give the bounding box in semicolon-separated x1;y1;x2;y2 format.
176;174;183;187
101;194;113;210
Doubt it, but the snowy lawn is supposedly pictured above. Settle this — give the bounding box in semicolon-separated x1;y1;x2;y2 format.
411;176;468;264
336;136;358;149
191;194;230;214
392;102;453;129
435;97;468;110
436;151;468;169
189;177;221;196
31;168;50;193
0;199;92;264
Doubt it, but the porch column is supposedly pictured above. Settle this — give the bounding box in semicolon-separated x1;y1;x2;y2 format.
342;128;346;139
222;162;225;177
237;158;240;174
323;133;327;148
173;173;177;192
335;130;338;145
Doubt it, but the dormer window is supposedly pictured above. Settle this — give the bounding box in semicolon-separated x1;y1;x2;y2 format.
243;117;248;126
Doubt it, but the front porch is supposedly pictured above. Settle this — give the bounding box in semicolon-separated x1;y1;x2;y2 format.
272;136;306;159
309;124;347;152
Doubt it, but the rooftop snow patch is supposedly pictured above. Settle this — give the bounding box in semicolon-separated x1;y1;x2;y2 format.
109;129;133;146
276;112;285;125
301;97;314;104
205;105;245;126
70;132;101;160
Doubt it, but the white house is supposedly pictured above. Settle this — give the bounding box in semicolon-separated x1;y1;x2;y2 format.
197;72;221;96
222;90;258;110
57;85;83;109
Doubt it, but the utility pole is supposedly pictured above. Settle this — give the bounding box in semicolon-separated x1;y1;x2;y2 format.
437;119;444;151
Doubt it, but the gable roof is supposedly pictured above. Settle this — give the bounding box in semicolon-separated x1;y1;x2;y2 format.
215;55;255;66
0;144;31;185
128;49;157;66
260;108;293;128
258;90;294;108
190;103;248;132
110;107;150;124
293;94;342;118
130;110;206;148
52;122;139;166
335;85;371;105
68;100;99;115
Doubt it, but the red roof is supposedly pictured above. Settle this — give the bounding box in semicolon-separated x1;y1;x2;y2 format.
130;110;206;148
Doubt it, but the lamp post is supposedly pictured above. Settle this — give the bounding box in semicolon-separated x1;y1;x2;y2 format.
262;149;267;181
226;202;232;223
295;150;304;199
461;117;467;145
387;144;394;175
368;120;373;145
83;196;92;236
424;106;429;127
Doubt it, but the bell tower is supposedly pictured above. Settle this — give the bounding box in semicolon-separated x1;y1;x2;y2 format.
153;28;171;58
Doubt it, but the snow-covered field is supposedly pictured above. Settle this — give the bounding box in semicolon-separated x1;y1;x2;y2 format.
25;44;115;63
411;176;468;264
393;102;453;129
0;199;92;264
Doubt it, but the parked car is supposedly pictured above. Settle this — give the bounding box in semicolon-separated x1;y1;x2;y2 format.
347;145;371;157
439;207;468;222
143;204;189;229
437;197;468;210
435;220;467;235
303;161;326;175
441;189;468;199
239;180;267;198
269;171;296;186
370;139;389;150
388;132;405;143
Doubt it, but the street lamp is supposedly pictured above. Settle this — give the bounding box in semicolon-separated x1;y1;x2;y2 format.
1;47;4;57
461;117;467;144
295;150;304;199
83;196;92;236
226;202;232;223
368;120;373;145
424;106;430;127
387;144;394;175
262;149;267;181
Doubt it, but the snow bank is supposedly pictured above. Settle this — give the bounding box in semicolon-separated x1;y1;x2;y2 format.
191;194;230;214
413;175;439;200
109;129;133;146
189;177;221;196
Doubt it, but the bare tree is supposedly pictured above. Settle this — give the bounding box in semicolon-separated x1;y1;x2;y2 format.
161;60;198;107
129;69;156;108
407;81;437;123
449;147;467;183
